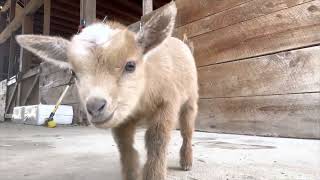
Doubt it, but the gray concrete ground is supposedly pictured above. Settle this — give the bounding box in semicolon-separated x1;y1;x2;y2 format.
0;122;319;180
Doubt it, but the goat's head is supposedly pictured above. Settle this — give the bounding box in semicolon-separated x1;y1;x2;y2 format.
16;2;177;128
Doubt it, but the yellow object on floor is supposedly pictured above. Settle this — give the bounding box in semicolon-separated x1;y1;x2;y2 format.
47;120;57;128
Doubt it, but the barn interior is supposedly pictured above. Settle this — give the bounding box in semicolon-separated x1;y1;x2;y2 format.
0;0;319;180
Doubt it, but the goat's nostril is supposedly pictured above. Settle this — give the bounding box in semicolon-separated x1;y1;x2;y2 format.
98;103;105;112
88;109;93;116
86;97;107;116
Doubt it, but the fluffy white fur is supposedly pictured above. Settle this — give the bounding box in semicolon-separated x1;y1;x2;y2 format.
70;23;120;57
74;23;119;45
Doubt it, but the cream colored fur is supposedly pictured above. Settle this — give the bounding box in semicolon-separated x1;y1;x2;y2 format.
16;2;198;180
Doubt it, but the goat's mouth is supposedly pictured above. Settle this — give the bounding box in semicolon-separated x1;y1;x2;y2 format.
90;110;115;126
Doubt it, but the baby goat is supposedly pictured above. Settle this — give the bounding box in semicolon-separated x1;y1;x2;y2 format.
16;2;198;180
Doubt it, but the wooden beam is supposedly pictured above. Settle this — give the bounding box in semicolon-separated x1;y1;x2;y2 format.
0;0;44;44
143;0;153;15
43;0;50;35
80;0;96;26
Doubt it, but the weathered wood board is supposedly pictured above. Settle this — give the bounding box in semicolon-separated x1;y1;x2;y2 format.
175;0;253;27
175;0;313;39
198;46;320;98
0;80;7;121
191;1;320;66
142;0;252;27
197;93;320;139
40;84;80;105
40;68;72;89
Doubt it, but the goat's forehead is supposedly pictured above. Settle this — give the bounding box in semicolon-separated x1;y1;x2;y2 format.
67;23;139;70
68;23;120;57
74;23;120;44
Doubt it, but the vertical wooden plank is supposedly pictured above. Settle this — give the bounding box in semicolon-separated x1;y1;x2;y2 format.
43;0;51;35
0;80;7;121
7;0;16;78
143;0;153;15
9;0;16;21
17;0;34;106
80;0;96;26
19;16;33;72
5;83;17;114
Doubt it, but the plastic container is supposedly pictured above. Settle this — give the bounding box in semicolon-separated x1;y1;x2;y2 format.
12;104;73;125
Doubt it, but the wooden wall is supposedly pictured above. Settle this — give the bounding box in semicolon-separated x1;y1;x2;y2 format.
170;0;320;139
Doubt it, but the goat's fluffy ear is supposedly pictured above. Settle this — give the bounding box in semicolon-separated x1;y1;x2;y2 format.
16;35;71;69
136;1;177;54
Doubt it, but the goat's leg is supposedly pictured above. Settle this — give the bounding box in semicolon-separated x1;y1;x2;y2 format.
112;122;140;180
179;98;198;171
143;106;176;180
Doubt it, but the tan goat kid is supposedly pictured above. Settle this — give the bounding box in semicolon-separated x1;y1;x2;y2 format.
16;2;198;180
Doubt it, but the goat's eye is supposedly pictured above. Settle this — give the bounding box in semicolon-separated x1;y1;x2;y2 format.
125;61;136;72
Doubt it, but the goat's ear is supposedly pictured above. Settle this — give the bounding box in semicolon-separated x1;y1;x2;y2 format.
136;1;177;54
16;35;71;69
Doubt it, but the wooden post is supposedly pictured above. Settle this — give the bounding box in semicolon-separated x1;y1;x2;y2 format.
9;0;16;21
80;0;96;26
17;0;34;106
0;13;9;79
20;9;33;72
7;0;16;79
43;0;50;35
143;0;153;15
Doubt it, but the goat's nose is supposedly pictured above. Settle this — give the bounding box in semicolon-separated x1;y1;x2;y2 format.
86;97;107;116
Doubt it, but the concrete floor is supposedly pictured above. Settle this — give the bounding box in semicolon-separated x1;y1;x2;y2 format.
0;122;319;180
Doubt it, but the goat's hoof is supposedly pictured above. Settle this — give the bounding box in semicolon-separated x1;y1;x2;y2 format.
180;160;192;171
